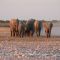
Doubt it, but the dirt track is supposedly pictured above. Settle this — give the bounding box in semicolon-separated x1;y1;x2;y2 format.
0;27;60;60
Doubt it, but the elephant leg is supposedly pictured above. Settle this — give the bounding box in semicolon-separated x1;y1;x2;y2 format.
31;32;34;37
47;30;50;38
35;30;37;37
49;31;51;37
48;34;50;37
46;33;48;38
16;31;17;36
37;32;39;37
46;31;48;38
39;30;41;37
37;30;40;37
12;30;14;36
13;30;15;37
22;31;24;37
28;32;30;37
21;31;23;38
14;32;15;37
29;31;32;37
22;32;24;37
26;31;28;37
23;30;25;37
20;31;21;37
17;31;19;36
39;32;40;36
36;32;38;37
20;31;23;38
39;28;41;36
37;32;38;37
16;31;19;36
23;31;26;37
27;32;29;37
46;29;49;38
23;31;25;37
47;29;50;38
35;31;37;36
26;30;29;37
18;30;20;37
11;30;12;36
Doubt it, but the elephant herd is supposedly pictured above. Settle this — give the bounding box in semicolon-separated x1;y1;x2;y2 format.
9;19;53;38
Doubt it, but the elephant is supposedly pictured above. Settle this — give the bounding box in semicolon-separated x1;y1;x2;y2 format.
9;19;19;37
48;22;53;37
42;20;53;38
34;20;42;36
25;19;35;37
18;21;26;37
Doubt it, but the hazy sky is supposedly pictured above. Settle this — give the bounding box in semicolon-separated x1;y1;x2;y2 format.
0;0;60;20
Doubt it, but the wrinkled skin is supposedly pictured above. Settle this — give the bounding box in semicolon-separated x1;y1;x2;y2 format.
34;20;42;37
9;19;19;37
42;21;53;38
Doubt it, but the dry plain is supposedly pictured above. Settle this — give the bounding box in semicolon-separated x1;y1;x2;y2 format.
0;27;60;60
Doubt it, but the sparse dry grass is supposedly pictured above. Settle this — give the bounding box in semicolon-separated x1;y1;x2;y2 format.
0;27;60;60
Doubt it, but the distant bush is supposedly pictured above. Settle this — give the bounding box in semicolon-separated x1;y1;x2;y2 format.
0;20;9;27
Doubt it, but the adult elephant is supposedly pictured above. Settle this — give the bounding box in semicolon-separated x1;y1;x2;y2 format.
34;20;42;36
25;19;35;37
42;20;53;38
48;22;53;37
9;19;19;37
18;21;26;37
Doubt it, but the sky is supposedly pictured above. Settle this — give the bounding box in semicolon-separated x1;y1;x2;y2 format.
0;0;60;20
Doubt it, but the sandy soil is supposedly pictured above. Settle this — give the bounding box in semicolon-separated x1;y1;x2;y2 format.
0;27;60;60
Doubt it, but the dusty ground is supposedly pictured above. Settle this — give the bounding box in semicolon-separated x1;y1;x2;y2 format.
0;27;60;60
